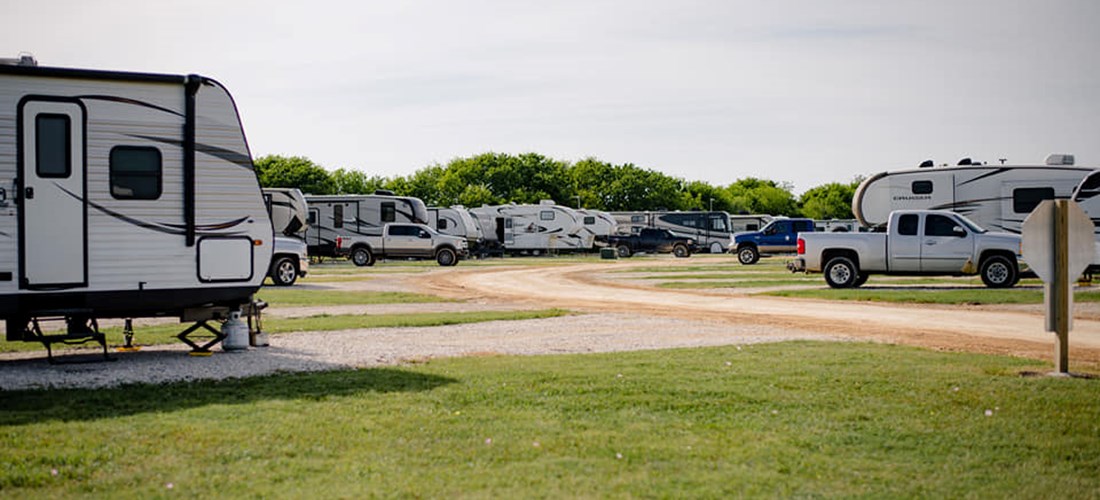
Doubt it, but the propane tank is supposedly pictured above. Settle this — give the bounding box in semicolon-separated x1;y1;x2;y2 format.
221;310;249;351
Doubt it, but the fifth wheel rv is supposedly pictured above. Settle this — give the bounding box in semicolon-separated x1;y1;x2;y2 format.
470;201;593;254
0;60;274;357
612;211;733;254
303;191;428;258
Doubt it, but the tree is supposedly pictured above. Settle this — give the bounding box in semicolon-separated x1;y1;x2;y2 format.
799;180;861;220
330;168;387;194
725;178;799;216
254;155;334;194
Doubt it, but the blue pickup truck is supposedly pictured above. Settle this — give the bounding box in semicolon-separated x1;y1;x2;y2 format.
732;218;815;265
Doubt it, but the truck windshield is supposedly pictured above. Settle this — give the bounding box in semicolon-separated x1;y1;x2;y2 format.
954;214;987;234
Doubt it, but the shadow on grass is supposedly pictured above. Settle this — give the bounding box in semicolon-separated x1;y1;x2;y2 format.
0;367;456;426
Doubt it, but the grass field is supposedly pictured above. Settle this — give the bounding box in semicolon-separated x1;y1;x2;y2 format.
2;342;1097;497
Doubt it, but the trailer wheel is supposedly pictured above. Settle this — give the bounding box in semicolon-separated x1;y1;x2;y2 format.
270;256;298;286
737;245;759;265
436;247;458;267
351;247;374;267
616;244;633;258
980;255;1018;288
672;243;691;258
824;256;859;288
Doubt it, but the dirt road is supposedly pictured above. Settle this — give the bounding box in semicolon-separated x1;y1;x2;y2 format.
418;261;1100;366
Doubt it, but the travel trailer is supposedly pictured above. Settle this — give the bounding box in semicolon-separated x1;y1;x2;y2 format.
263;187;309;237
0;60;274;357
428;205;483;252
576;209;618;245
304;191;428;257
470;201;593;254
852;155;1093;233
1071;171;1100;271
612;211;733;253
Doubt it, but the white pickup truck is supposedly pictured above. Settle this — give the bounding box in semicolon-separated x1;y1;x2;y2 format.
336;223;468;267
788;210;1022;288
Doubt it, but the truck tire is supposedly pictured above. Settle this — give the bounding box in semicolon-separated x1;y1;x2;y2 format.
436;247;458;267
616;244;633;258
351;247;374;267
737;245;759;265
980;255;1018;288
672;243;691;258
269;256;298;286
824;256;859;288
852;272;869;288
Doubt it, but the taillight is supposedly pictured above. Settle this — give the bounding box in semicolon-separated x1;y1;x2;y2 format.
797;237;805;255
336;236;343;249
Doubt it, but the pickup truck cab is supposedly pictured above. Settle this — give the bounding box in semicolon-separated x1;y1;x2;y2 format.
732;218;815;265
608;228;694;258
789;210;1022;288
337;223;468;267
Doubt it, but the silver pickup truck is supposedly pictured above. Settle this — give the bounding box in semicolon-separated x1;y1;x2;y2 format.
336;223;468;267
788;210;1022;288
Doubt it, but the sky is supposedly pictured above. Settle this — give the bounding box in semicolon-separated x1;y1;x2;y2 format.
4;0;1099;193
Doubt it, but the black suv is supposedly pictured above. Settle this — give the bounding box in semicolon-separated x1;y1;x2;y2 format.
608;228;694;258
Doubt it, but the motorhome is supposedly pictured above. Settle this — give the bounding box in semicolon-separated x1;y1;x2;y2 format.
576;209;618;246
303;191;428;258
470;201;593;254
263;187;308;237
0;59;273;356
852;155;1093;233
612;211;733;254
428;205;483;252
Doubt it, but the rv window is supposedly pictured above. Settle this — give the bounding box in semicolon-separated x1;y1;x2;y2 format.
709;216;728;232
540;211;555;221
438;219;449;230
925;214;964;237
333;204;344;229
1013;187;1055;214
35;114;71;178
307;211;317;225
504;218;513;229
584;216;596;225
911;181;933;195
631;215;644;223
381;202;396;223
109;146;161;199
897;214;918;235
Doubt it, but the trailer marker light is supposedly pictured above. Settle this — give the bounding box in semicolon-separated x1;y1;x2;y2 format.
253;239;263;246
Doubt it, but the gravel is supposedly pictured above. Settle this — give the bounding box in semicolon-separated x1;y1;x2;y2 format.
0;313;839;391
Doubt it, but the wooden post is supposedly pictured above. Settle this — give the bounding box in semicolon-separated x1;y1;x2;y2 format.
1052;199;1070;373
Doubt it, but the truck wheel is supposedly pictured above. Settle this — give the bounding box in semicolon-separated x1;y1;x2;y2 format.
351;247;374;267
616;244;633;258
436;248;458;267
709;242;724;254
737;245;759;265
269;256;298;286
980;255;1017;288
824;256;859;289
852;272;869;288
672;244;691;258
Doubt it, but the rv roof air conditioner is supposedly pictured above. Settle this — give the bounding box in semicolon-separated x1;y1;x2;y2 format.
0;53;37;66
918;160;934;168
539;199;556;205
957;158;973;166
373;189;396;196
1045;154;1075;166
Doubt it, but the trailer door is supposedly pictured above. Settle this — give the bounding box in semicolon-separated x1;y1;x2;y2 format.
19;100;86;289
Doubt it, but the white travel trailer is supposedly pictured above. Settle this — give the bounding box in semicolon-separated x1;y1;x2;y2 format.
611;211;733;253
1071;171;1100;271
263;187;308;237
0;60;274;357
470;201;593;254
428;205;483;251
304;191;428;257
853;155;1094;234
576;209;618;245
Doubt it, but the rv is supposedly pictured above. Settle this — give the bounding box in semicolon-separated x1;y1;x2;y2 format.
576;209;618;246
470;201;593;254
304;191;428;258
611;211;733;254
1071;171;1100;270
0;60;273;355
263;187;309;237
729;214;773;234
428;205;483;252
853;155;1093;233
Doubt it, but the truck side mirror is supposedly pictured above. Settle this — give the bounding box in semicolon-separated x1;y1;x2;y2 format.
952;226;966;236
419;230;431;239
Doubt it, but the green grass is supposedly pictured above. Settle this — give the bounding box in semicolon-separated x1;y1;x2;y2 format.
0;310;572;354
2;342;1098;497
765;287;1100;304
255;288;450;306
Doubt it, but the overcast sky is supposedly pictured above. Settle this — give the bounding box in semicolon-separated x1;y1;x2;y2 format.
5;0;1099;193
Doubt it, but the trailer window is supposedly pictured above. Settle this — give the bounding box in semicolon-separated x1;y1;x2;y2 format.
307;211;317;225
1013;187;1055;214
584;216;596;225
540;210;555;221
897;214;918;235
709;216;728;232
438;219;449;230
333;204;343;229
381;202;396;223
631;215;645;223
110;146;161;199
911;181;933;195
36;114;72;178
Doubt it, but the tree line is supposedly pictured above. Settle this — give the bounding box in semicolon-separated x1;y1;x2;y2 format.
255;152;861;219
